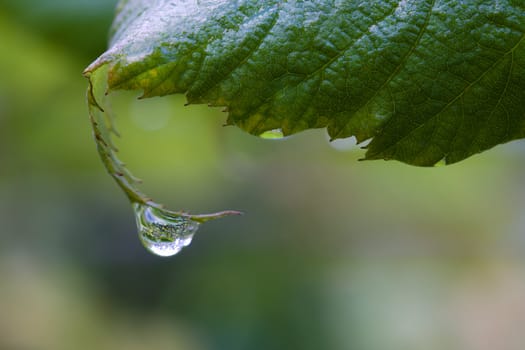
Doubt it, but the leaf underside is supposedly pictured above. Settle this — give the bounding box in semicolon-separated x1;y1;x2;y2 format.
85;0;525;166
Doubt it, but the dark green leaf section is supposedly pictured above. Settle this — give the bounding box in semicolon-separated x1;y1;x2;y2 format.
85;0;525;166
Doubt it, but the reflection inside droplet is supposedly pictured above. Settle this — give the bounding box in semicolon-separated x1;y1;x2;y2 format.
259;128;285;140
133;203;200;257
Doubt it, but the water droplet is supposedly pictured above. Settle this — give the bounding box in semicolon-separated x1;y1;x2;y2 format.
133;203;200;257
259;128;285;140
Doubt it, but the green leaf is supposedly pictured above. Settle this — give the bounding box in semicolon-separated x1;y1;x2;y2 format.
85;0;525;166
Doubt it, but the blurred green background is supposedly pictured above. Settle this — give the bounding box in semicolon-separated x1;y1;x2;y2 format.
2;2;525;349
